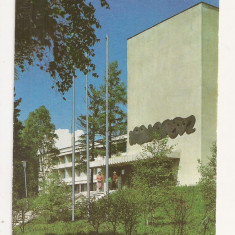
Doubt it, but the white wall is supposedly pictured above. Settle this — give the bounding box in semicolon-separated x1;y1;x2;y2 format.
127;3;218;185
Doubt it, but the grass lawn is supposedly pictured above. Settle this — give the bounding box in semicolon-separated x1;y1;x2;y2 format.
13;186;215;235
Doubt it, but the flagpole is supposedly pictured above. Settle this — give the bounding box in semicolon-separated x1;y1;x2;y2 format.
72;74;75;221
105;34;109;195
86;63;90;201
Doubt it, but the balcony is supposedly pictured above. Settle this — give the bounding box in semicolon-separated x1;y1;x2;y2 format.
90;150;181;168
63;174;92;185
53;162;72;169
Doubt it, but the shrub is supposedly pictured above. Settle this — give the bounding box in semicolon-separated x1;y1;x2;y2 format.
12;198;28;233
113;189;142;235
32;172;71;223
198;142;216;234
132;135;177;225
161;186;195;235
80;197;107;234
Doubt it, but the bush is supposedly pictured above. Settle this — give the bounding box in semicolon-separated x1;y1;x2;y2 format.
161;186;195;235
198;142;216;235
32;172;71;223
12;198;28;233
113;189;142;235
79;197;107;234
131;135;177;226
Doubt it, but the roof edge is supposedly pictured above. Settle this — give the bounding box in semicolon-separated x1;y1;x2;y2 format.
127;2;219;41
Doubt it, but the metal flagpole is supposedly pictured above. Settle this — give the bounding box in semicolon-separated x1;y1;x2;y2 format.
72;74;75;221
86;64;90;201
105;34;109;195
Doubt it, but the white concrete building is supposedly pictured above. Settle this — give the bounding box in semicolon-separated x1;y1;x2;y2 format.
127;2;218;185
48;3;218;190
52;130;127;193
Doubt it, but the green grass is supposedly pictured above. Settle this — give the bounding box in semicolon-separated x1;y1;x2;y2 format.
13;186;215;235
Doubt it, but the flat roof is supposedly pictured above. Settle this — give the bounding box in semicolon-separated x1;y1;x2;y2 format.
127;2;219;41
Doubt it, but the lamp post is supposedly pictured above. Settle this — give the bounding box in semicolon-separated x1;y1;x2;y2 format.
21;161;28;208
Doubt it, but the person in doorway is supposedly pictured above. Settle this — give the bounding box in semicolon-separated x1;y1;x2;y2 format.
112;171;118;190
96;171;104;192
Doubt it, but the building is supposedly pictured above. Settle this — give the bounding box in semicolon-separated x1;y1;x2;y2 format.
127;2;218;185
48;3;218;190
51;130;127;193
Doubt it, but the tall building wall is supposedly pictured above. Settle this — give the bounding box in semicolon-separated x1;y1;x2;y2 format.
201;4;218;164
127;3;218;185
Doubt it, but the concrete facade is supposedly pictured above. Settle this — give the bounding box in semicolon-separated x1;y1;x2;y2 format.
127;3;218;185
51;133;127;193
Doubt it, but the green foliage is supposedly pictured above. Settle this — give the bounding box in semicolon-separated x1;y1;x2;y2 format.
198;142;216;234
33;172;71;223
79;189;142;235
77;84;104;190
99;61;127;157
112;189;142;235
77;61;127;188
161;186;195;235
198;143;216;211
13;186;211;235
103;194;120;234
131;135;177;227
80;197;107;234
12;198;28;233
132;135;176;188
15;0;109;94
21;105;59;196
13;219;94;235
78;84;103;160
13;96;25;199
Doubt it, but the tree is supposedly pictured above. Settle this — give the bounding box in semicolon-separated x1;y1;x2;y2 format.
77;84;103;190
198;143;216;235
114;189;143;235
15;0;109;94
162;186;195;235
100;193;121;235
22;105;59;196
100;60;127;157
13;96;25;199
80;197;107;234
33;172;71;223
132;134;177;226
132;135;176;188
12;198;28;233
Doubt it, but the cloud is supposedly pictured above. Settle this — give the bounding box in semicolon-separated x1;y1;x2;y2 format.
55;129;84;149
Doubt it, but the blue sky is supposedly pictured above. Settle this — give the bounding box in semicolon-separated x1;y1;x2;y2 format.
15;0;219;130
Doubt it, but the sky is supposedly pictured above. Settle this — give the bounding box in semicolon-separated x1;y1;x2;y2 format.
14;0;219;131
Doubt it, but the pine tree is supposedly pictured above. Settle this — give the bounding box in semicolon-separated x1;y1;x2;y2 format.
100;60;127;157
77;84;104;190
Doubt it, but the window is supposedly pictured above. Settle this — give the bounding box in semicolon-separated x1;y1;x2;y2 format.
75;169;80;177
75;184;79;193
